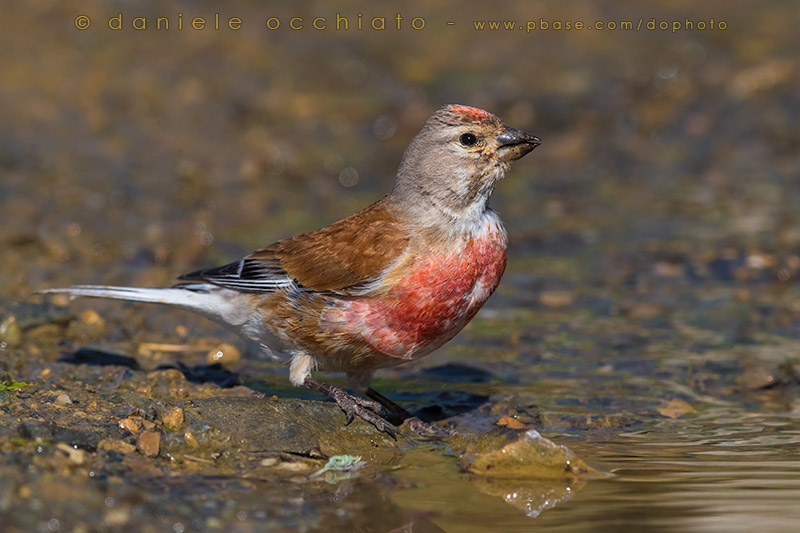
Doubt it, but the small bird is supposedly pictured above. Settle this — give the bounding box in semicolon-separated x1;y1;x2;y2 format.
42;105;540;438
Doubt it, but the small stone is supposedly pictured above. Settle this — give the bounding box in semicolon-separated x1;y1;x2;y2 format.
0;314;23;348
67;309;107;340
18;420;52;440
458;429;590;479
206;343;241;364
538;290;574;308
118;417;144;434
175;325;189;341
136;431;160;457
657;399;697;419
146;368;188;385
183;430;198;447
274;460;314;472
496;416;526;429
162;406;185;431
260;457;279;467
55;393;72;405
98;438;137;455
625;302;662;320
741;362;796;390
104;507;131;527
56;442;85;464
80;309;105;328
48;293;71;307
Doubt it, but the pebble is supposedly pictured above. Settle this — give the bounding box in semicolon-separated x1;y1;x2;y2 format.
538;290;574;308
741;362;795;390
136;431;161;457
206;342;241;364
118;417;144;433
104;508;131;527
0;314;23;348
98;438;137;455
67;309;107;339
162;406;185;431
80;309;105;328
55;393;72;405
496;415;526;429
18;420;52;439
55;442;85;464
657;399;697;419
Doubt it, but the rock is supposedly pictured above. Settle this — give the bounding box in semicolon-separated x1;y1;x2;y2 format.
162;406;185;431
538;290;574;308
118;417;144;434
55;393;72;405
496;416;526;429
137;431;161;457
18;420;53;440
80;309;105;328
50;426;102;451
146;369;189;390
206;342;241;364
181;397;401;457
741;361;797;390
104;507;131;527
657;399;697;419
66;309;106;340
98;438;137;455
55;443;86;464
0;314;23;348
455;429;590;479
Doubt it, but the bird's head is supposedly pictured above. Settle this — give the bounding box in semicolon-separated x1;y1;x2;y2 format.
392;104;540;222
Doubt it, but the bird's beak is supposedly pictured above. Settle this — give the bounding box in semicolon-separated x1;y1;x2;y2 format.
496;128;541;162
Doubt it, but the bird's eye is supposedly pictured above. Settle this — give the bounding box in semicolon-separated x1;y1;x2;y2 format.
459;132;478;146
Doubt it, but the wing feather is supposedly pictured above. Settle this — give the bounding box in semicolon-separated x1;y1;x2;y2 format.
177;197;408;294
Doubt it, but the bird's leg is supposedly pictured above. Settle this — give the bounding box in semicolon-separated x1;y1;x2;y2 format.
303;377;397;440
365;388;413;421
366;388;452;439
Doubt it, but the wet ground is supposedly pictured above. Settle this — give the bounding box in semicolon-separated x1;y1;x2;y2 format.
2;0;800;531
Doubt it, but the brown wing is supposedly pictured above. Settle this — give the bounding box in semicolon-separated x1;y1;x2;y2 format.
178;197;409;293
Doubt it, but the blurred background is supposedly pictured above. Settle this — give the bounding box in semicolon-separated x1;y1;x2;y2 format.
3;0;797;302
2;0;800;531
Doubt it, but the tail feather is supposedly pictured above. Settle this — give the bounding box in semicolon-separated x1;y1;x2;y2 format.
40;285;211;310
40;283;253;334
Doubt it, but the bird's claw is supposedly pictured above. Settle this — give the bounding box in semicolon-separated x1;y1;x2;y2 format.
331;389;397;440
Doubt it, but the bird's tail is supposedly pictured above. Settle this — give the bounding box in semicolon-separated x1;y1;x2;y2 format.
39;285;213;311
40;284;253;339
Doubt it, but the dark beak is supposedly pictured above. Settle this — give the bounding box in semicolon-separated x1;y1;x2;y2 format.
496;128;541;161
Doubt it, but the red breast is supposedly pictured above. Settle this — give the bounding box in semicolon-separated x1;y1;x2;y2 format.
324;214;507;363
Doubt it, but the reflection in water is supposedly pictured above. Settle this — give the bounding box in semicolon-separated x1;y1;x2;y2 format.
469;476;585;518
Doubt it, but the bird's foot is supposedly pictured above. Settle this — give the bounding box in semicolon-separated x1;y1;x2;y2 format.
332;389;397;440
304;377;397;440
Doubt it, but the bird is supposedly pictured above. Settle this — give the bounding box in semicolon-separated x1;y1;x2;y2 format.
41;104;541;439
